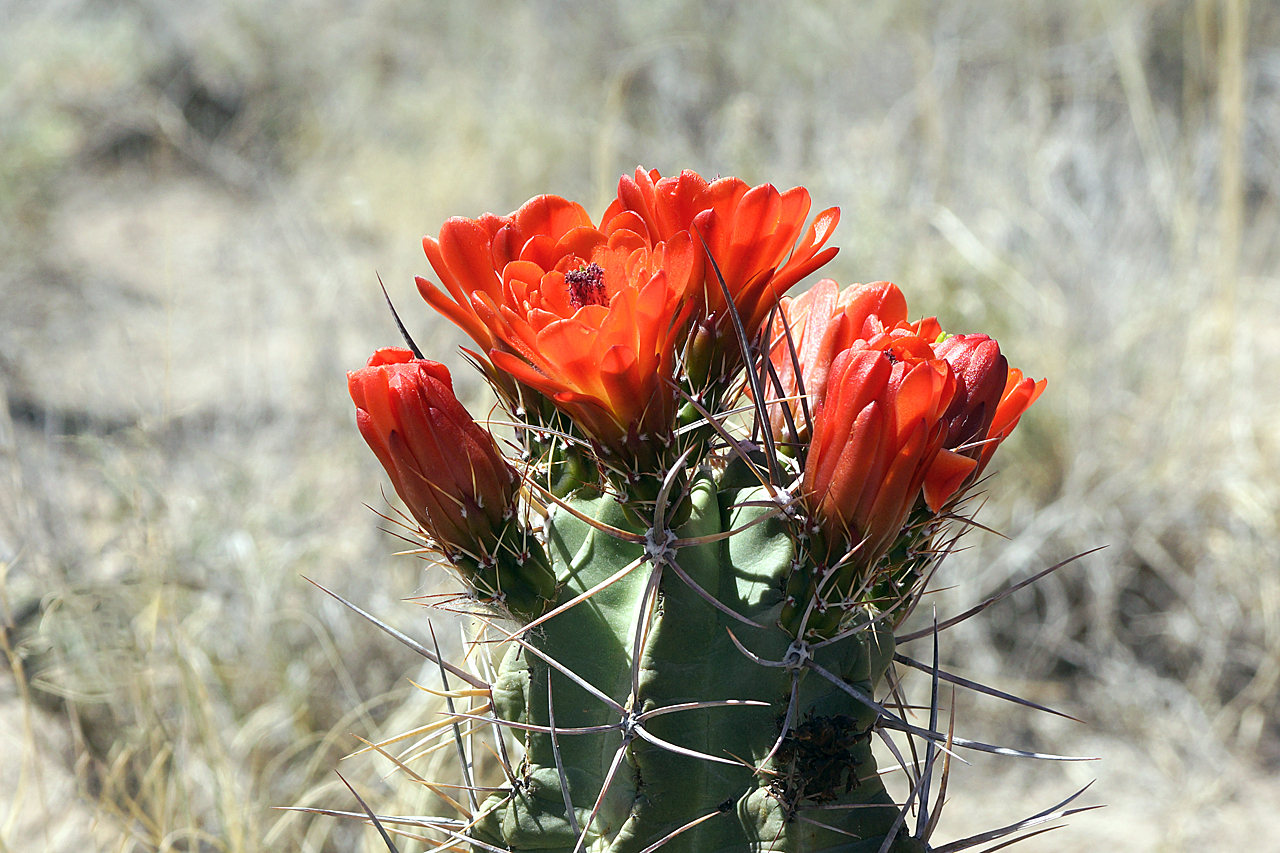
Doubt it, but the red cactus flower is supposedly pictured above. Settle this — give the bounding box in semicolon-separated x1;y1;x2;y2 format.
933;333;1046;486
771;280;1045;519
477;233;699;453
979;367;1047;474
414;193;700;453
764;279;908;441
802;333;969;567
603;167;840;347
933;333;1009;455
416;195;601;357
348;348;517;560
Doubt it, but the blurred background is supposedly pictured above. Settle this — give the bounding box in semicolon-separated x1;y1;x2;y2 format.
2;0;1277;850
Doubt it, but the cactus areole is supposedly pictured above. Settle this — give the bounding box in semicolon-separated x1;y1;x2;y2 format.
345;167;1048;852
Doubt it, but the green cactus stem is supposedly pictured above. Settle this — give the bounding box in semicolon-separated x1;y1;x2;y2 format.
468;474;918;853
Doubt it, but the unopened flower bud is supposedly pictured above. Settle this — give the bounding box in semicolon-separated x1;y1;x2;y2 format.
803;346;960;573
934;334;1007;455
682;320;716;391
348;348;518;561
933;333;1046;489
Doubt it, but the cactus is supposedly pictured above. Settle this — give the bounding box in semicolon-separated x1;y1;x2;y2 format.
326;167;1091;852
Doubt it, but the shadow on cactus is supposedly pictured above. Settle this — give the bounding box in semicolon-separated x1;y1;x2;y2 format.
303;167;1098;852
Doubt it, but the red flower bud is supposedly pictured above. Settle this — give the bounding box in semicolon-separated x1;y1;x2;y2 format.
765;279;908;442
348;348;517;560
934;334;1008;455
934;333;1045;487
803;339;966;568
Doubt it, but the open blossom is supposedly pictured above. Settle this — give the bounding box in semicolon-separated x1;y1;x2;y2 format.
348;348;517;559
416;195;600;357
413;170;838;449
603;167;840;353
415;193;699;453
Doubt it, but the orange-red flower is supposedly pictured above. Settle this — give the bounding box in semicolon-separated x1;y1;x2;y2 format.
603;167;840;348
415;193;699;453
802;331;973;567
770;280;1046;523
764;279;908;441
348;348;517;560
933;333;1047;486
413;170;838;450
980;366;1046;474
479;233;698;452
417;195;597;356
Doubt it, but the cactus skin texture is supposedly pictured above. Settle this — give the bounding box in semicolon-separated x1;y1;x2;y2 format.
474;476;912;852
343;169;1068;853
